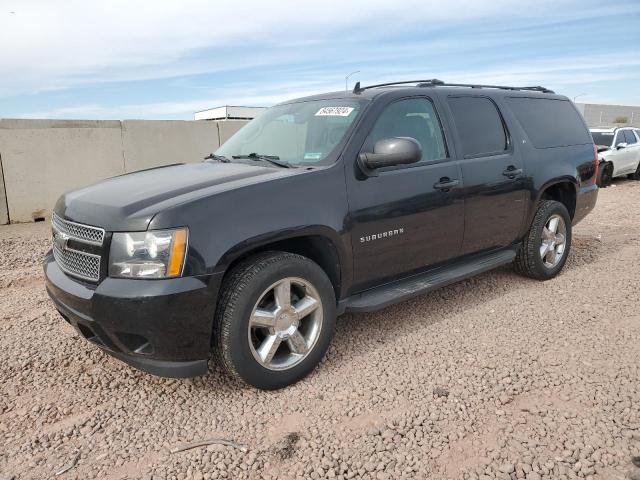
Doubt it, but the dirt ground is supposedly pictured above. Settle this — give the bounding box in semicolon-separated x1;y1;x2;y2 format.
1;179;639;480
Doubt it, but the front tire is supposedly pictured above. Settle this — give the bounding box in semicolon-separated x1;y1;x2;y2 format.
514;200;572;280
214;252;336;390
597;161;613;187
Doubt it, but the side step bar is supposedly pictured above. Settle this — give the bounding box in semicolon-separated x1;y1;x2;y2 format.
341;248;517;313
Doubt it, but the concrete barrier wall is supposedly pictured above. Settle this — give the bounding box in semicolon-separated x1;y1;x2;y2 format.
0;118;247;224
121;120;220;172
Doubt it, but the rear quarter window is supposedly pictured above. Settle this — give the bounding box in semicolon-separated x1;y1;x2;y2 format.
505;97;592;148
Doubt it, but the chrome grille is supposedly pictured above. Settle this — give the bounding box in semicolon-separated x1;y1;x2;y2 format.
52;243;101;282
51;213;105;282
52;212;105;246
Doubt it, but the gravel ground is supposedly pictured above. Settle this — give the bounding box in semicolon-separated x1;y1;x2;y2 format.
1;179;639;480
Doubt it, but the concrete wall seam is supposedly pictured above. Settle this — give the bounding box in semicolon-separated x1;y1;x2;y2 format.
0;152;9;224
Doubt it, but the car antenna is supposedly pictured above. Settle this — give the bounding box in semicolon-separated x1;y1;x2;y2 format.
353;81;362;94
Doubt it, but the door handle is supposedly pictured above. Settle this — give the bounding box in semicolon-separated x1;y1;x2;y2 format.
502;166;523;179
433;178;460;191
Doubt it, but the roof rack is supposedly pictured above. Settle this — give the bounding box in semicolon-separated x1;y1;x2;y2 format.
352;79;554;94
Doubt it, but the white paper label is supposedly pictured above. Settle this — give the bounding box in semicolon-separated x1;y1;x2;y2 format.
315;106;354;117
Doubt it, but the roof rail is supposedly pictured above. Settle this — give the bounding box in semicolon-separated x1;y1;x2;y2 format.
353;79;554;94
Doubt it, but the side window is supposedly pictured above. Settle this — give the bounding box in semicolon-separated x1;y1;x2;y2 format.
615;130;627;146
366;98;446;162
506;97;591;148
447;96;508;157
624;130;637;145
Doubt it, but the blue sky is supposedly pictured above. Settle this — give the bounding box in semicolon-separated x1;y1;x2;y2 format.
1;0;639;119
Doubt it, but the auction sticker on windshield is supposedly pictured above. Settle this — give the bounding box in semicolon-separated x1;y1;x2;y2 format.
315;106;355;116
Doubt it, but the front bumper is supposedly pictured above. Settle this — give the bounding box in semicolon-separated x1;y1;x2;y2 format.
44;250;223;378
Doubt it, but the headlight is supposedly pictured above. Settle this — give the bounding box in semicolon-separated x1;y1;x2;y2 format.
109;228;188;279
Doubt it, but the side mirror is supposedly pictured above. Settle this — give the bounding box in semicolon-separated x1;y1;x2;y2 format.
616;142;628;150
359;137;422;173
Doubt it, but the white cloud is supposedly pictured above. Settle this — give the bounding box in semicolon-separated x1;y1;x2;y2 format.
21;51;640;119
2;0;638;118
0;0;568;96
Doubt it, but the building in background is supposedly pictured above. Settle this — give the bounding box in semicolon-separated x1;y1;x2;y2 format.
194;105;267;121
575;103;640;128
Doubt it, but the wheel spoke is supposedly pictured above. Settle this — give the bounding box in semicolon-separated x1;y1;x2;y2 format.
545;248;557;266
293;296;319;320
540;242;551;259
547;216;559;233
257;334;282;365
250;308;277;328
274;279;291;309
555;233;566;245
286;329;308;355
542;227;554;241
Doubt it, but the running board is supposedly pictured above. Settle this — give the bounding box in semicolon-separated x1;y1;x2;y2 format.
342;248;517;313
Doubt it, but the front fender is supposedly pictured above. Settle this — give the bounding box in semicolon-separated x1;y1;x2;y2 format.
214;225;347;273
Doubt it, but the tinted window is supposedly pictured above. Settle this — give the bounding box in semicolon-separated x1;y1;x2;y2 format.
506;97;592;148
591;131;614;147
624;130;637;144
447;96;507;157
366;98;446;162
615;130;627;146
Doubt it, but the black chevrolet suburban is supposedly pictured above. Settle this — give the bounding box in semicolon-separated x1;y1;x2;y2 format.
45;79;598;389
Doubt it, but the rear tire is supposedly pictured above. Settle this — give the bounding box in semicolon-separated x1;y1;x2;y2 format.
514;200;572;280
628;162;640;180
213;251;336;390
597;161;613;187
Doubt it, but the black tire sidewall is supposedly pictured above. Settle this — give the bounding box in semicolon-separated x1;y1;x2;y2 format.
604;163;613;186
598;162;612;187
223;255;336;390
530;202;572;279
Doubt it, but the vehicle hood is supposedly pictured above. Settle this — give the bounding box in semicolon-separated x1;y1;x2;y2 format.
596;145;611;153
55;162;299;231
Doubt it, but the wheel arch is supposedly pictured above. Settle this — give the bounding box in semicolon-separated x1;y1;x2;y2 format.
214;226;348;301
536;178;578;220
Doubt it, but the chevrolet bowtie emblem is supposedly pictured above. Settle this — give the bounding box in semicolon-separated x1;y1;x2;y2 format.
53;231;70;250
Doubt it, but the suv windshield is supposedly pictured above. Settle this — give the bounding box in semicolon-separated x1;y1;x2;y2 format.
215;99;365;167
591;131;614;147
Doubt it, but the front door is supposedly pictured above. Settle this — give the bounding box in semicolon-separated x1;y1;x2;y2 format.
616;129;640;175
346;96;465;292
444;95;526;254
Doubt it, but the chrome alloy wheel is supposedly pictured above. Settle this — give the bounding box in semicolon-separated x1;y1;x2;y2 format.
540;214;567;268
248;277;323;370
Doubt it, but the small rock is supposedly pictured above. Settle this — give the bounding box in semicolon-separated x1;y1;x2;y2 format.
433;387;449;398
499;463;514;474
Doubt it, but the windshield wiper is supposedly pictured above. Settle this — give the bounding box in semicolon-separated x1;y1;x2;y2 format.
204;153;231;163
232;153;293;168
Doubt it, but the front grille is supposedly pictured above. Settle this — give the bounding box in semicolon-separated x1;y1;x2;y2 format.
53;243;101;282
51;213;105;283
52;212;105;246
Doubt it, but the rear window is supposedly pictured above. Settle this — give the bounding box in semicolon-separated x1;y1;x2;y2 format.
447;96;508;158
506;97;591;148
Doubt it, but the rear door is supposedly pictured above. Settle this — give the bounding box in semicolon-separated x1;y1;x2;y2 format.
444;95;526;254
623;129;640;173
346;96;464;291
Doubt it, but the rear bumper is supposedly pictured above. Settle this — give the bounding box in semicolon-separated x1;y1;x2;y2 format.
44;250;223;378
573;183;598;226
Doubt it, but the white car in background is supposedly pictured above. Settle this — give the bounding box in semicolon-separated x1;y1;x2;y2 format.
590;127;640;187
